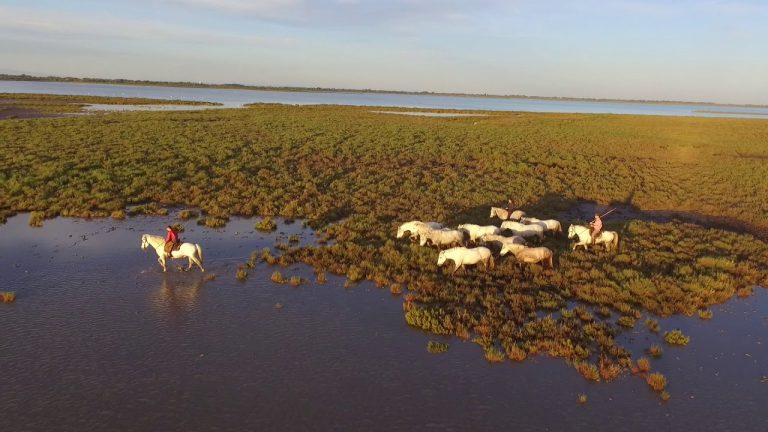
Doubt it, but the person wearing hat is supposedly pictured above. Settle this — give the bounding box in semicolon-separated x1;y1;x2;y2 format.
589;213;603;244
164;225;180;258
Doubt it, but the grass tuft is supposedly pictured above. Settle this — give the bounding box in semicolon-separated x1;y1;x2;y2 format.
427;341;449;353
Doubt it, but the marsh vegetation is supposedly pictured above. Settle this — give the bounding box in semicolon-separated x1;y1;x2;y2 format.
1;97;766;388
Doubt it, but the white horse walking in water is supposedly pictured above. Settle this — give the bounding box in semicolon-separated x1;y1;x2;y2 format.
567;224;619;252
490;207;526;221
437;247;494;276
141;234;205;272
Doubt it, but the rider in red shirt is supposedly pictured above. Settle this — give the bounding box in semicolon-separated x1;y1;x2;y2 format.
164;226;179;258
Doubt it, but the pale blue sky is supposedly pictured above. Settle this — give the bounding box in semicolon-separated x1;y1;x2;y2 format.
1;0;767;104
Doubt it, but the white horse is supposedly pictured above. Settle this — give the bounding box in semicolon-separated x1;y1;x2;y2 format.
457;224;501;243
500;241;528;257
500;221;545;241
141;234;205;272
478;234;526;255
567;224;619;251
396;221;443;241
490;207;526;221
521;217;562;236
515;247;554;268
437;247;494;276
420;228;466;249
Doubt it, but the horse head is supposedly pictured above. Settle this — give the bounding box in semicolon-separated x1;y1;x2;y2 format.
396;227;405;238
141;234;149;250
437;250;446;266
567;225;577;239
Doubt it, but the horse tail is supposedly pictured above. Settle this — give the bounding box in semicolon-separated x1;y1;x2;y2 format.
488;254;495;270
196;243;204;265
612;232;619;250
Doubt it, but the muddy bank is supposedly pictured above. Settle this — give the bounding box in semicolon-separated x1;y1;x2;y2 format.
0;105;67;120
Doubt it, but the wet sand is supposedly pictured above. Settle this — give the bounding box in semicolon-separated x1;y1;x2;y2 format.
1;214;766;431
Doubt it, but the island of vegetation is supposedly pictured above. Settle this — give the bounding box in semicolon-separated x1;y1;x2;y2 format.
0;92;220;120
1;95;766;396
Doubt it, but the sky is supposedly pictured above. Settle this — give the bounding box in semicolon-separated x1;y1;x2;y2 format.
1;0;767;104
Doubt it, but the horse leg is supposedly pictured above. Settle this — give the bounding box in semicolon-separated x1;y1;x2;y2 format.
158;256;167;272
194;255;205;272
187;256;193;271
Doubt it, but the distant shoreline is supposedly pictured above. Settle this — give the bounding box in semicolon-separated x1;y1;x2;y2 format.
693;110;768;116
2;73;767;109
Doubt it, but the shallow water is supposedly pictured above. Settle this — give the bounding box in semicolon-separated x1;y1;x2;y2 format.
3;80;768;119
1;214;766;431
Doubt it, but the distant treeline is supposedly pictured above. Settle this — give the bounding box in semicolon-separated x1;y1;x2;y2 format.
2;73;765;108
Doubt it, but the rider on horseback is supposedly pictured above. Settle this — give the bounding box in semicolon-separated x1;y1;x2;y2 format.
506;199;516;220
164;226;180;258
589;213;603;244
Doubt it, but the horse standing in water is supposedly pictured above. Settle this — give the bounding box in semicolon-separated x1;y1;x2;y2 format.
141;234;205;272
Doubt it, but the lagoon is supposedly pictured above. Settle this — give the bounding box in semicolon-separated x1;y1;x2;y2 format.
3;80;768;119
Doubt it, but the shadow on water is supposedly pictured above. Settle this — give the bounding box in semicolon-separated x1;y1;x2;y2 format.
0;212;767;432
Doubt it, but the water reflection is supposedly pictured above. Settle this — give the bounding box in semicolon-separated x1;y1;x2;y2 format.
150;274;204;319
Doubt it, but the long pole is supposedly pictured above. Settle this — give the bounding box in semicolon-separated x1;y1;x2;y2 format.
599;208;617;218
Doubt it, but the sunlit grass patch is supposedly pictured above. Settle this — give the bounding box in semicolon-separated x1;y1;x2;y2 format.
28;211;45;227
618;316;636;328
483;346;505;363
390;283;402;296
255;217;277;232
236;268;248;281
178;209;198;220
664;329;690;346
316;270;327;284
646;372;667;391
645;319;660;333
636;357;651;373
197;217;227;228
648;345;663;358
575;362;600;382
127;203;168;217
271;271;287;284
1;291;16;303
427;341;449;354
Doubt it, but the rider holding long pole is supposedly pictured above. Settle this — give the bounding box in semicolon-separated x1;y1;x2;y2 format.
589;213;603;244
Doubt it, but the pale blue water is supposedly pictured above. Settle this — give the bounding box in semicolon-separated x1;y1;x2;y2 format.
3;80;768;119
